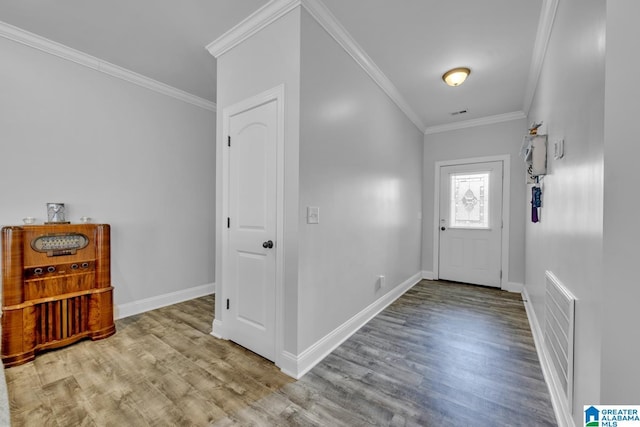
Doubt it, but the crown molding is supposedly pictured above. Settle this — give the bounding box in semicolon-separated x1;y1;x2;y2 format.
0;21;216;112
424;111;526;135
206;0;301;58
300;0;425;132
522;0;560;114
206;0;425;132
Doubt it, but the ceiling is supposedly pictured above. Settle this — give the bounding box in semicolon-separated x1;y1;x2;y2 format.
0;0;543;131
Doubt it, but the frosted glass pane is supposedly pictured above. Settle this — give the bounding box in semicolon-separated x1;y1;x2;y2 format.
450;172;489;228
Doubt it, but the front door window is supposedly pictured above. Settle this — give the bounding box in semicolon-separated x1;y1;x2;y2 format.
450;172;490;229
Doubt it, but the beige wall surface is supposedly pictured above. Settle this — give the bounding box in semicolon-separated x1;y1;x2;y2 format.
299;8;423;353
525;0;605;423
0;36;216;310
602;0;640;404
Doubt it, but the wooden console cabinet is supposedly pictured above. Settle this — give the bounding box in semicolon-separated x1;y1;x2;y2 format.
1;223;115;367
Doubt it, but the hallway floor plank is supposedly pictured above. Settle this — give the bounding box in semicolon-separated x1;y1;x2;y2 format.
5;280;557;426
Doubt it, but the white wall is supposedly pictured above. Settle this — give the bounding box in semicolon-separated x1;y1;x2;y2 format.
602;0;640;403
422;119;527;285
215;8;302;354
0;36;216;313
214;5;423;362
298;9;423;352
525;0;605;423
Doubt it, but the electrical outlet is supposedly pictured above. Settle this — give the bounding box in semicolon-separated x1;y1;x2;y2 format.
379;275;385;288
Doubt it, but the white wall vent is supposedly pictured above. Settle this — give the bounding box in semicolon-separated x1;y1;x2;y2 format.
544;271;576;412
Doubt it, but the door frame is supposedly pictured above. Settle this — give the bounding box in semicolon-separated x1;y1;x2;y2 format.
215;84;285;367
432;155;510;289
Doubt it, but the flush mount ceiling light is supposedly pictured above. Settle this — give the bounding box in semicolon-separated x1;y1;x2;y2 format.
442;67;471;87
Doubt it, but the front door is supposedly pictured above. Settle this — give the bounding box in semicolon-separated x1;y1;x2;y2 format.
438;161;503;287
226;98;277;361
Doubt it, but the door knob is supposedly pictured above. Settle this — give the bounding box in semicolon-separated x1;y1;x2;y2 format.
441;226;446;231
262;240;274;249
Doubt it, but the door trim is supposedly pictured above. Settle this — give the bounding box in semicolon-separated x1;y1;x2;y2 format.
216;84;285;367
432;155;510;289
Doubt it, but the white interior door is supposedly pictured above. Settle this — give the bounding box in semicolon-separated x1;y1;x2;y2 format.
226;99;277;361
438;161;503;287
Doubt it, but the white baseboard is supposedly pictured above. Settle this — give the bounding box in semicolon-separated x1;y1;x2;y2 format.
522;286;575;427
210;318;226;339
277;350;299;378
503;281;524;293
115;282;215;320
421;271;434;280
278;271;422;379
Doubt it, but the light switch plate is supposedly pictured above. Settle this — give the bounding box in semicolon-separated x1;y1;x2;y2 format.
307;206;319;224
554;138;564;159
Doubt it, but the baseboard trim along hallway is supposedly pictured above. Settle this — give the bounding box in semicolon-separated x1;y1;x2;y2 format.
279;272;422;379
421;270;434;280
115;282;215;320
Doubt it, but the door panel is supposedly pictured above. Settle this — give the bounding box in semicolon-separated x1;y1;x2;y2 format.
449;238;464;267
472;239;489;269
439;161;503;287
227;99;277;361
236;123;268;229
236;251;267;328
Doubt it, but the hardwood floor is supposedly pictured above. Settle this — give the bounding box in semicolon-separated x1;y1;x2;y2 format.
5;280;557;426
